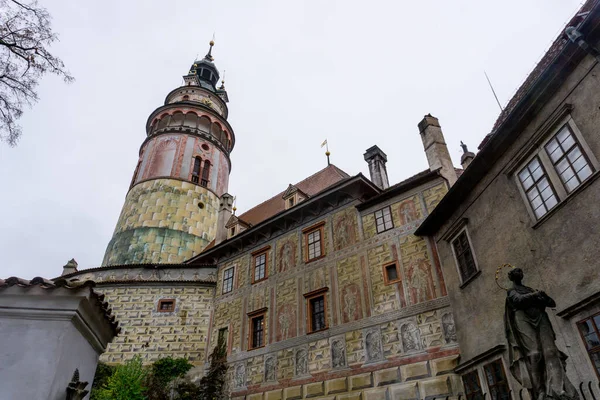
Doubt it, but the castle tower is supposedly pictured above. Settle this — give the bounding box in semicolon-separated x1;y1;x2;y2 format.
102;41;234;266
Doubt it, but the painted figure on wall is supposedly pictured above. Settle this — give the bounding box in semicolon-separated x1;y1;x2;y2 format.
505;268;579;400
264;356;276;382
331;339;346;368
442;313;457;344
399;199;418;225
401;322;421;352
311;269;325;291
148;137;178;178
234;364;245;388
407;257;435;304
334;212;356;251
278;240;296;273
341;284;362;323
276;304;296;341
295;349;308;376
365;330;383;361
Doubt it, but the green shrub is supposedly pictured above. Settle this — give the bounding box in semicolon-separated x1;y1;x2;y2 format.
95;356;148;400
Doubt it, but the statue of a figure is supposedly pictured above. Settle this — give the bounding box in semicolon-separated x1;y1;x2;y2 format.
504;268;579;400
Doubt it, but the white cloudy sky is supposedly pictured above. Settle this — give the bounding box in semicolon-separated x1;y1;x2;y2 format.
0;0;583;278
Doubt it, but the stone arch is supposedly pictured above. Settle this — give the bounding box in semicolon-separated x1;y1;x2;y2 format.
183;112;198;128
198;116;211;133
170;111;184;126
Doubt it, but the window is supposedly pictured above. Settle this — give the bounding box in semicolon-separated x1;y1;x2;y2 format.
451;229;478;283
288;197;295;208
515;121;597;221
201;160;211;187
303;222;325;262
545;124;593;193
222;267;234;294
517;157;558;219
248;309;267;350
157;299;175;312
252;248;269;283
305;288;328;333
483;360;510;400
462;370;484;400
229;226;236;237
191;156;201;184
217;327;228;350
383;262;401;285
375;206;394;233
577;312;600;377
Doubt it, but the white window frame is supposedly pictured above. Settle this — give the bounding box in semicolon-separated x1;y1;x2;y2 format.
374;206;394;233
449;226;480;286
514;117;599;222
222;266;235;294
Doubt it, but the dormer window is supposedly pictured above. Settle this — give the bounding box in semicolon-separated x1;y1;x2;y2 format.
288;198;295;208
230;226;236;237
283;184;308;210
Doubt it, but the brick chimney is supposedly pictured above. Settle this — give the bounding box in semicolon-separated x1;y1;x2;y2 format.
418;114;457;186
364;145;390;190
61;259;78;276
215;193;234;245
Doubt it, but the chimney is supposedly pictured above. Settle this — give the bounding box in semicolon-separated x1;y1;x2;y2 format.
460;141;476;170
61;259;78;276
364;145;390;190
215;193;234;245
418;114;458;186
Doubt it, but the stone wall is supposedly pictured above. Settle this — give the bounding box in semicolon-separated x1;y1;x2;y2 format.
210;178;461;398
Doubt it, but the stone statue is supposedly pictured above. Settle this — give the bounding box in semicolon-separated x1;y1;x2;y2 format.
331;339;346;368
281;243;292;272
344;288;357;322
505;268;579;400
460;141;469;153
401;322;421;352
66;369;89;400
295;349;308;376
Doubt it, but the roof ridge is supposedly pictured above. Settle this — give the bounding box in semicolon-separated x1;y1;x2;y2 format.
238;164;350;218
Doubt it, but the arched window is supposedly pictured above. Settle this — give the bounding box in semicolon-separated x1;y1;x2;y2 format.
191;156;201;184
171;112;184;126
183;112;197;128
182;95;190;101
198;116;211;133
201;160;211;187
157;115;169;130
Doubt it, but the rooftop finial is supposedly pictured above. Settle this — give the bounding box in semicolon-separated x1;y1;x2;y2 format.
219;70;226;90
460;141;469;153
205;36;215;61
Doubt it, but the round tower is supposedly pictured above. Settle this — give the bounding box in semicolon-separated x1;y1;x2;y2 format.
102;41;234;266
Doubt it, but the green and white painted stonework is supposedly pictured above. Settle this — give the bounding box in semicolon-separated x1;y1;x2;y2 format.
103;179;219;265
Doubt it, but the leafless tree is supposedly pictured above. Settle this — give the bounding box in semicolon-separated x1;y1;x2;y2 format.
0;0;73;146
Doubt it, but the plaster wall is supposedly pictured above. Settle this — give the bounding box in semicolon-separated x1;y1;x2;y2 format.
432;49;600;384
0;318;99;400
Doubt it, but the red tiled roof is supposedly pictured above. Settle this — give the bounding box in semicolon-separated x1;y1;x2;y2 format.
0;277;121;335
488;0;595;140
237;164;350;226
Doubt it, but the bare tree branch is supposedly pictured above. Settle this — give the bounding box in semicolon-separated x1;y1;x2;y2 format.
0;0;73;146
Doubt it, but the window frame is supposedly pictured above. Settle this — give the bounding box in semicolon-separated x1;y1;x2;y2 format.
304;287;329;334
514;118;599;223
462;369;484;400
222;266;235;294
157;298;175;313
247;308;267;350
191;156;202;184
374;206;394;233
382;261;401;285
251;246;270;284
482;359;510;400
576;311;600;378
302;222;326;263
449;226;480;286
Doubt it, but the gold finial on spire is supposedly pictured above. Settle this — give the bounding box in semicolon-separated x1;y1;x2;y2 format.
321;139;330;166
232;195;237;214
205;35;215;61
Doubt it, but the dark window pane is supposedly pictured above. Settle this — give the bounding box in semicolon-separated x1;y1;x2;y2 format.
385;265;398;281
310;296;326;331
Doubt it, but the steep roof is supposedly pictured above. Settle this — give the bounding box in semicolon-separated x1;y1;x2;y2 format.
481;0;596;148
236;164;350;226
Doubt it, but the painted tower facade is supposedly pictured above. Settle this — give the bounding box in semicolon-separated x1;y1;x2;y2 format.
103;42;234;266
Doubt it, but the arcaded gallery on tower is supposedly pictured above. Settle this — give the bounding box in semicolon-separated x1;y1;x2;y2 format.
58;2;600;399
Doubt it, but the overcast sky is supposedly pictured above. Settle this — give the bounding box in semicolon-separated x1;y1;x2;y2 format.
0;0;583;278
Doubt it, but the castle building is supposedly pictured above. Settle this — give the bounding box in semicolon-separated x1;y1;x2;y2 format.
58;37;472;399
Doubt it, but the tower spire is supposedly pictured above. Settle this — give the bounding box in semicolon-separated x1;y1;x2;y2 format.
205;37;215;61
